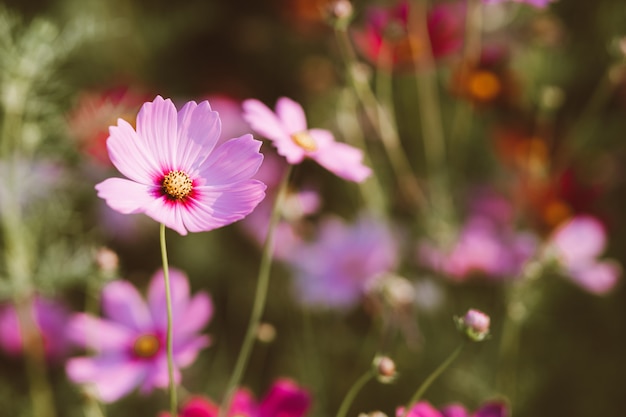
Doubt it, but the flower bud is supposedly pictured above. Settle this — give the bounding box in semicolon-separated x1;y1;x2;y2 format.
326;1;354;29
455;309;490;342
95;247;119;278
373;355;397;383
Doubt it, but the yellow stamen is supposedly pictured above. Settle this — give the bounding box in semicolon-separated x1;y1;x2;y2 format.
291;131;317;152
133;334;160;358
162;170;193;200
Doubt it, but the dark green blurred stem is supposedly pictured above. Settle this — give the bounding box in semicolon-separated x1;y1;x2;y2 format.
496;299;524;417
334;27;428;211
402;342;465;417
159;223;178;417
335;369;376;417
219;166;292;417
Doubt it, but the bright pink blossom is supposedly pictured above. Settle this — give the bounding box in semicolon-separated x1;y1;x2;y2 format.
95;95;266;236
483;0;554;8
397;400;508;417
66;268;212;403
0;297;73;361
158;379;311;417
548;215;621;294
242;97;371;182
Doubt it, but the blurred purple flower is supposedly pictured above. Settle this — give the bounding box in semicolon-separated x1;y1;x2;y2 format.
547;215;621;294
66;268;212;403
242;97;371;182
0;297;73;362
158;378;311;417
285;214;398;310
95;95;266;236
398;400;508;417
483;0;554;8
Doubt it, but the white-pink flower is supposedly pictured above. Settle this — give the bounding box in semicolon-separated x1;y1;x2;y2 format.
548;215;621;294
65;268;212;403
95;95;267;236
242;97;371;182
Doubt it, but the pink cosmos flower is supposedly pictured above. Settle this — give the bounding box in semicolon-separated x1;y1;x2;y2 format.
483;0;554;8
158;378;311;417
285;214;398;310
66;268;212;403
547;215;621;294
242;97;371;182
397;400;508;417
0;296;73;361
95;95;266;236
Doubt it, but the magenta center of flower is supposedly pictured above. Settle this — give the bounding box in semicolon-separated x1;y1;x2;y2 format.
132;334;161;358
162;170;193;200
291;131;317;152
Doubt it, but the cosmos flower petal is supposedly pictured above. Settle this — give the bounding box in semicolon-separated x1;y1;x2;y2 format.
106;119;161;183
136;96;179;171
242;99;293;143
308;129;371;182
176;100;221;168
174;334;211;368
550;215;607;266
568;261;621;295
397;402;443;417
141;354;182;393
66;355;147;403
178;292;213;336
102;280;152;332
95;178;156;214
440;404;469;417
259;379;311;417
199;135;264;185
147;267;192;331
182;181;267;233
67;313;135;352
275;97;308;133
143;198;189;236
473;401;509;417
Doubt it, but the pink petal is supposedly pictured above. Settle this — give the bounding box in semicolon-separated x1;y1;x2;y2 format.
102;280;152;332
259;379;311;417
550;215;607;267
135;96;179;172
181;181;266;233
569;260;621;295
440;404;469;417
176;100;221;169
473;402;509;417
198;135;264;186
397;402;443;417
67;313;135;352
106;119;161;184
308;130;371;182
174;334;211;368
66;355;147;403
95;178;156;214
230;389;259;417
147;267;191;331
275;97;308;133
177;292;213;336
143;197;189;236
140;354;181;393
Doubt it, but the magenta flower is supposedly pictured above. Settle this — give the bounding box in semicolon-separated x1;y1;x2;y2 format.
242;97;371;182
95;95;266;236
482;0;554;8
397;400;508;417
158;379;311;417
66;268;212;403
0;296;73;361
547;215;621;294
285;214;398;310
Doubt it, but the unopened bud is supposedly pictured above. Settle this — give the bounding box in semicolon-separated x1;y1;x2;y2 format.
359;412;388;417
95;247;118;277
373;355;397;383
256;322;276;343
326;0;353;29
455;309;491;342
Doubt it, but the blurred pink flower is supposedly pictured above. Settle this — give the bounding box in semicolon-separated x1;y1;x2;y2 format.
202;95;250;143
352;0;465;70
158;378;311;417
95;95;266;236
285;214;398;310
398;400;508;417
0;297;73;361
547;215;621;294
242;97;371;182
66;268;212;403
483;0;554;8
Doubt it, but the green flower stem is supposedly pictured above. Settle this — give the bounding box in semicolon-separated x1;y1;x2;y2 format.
219;166;293;417
402;342;465;417
159;223;177;417
335;369;376;417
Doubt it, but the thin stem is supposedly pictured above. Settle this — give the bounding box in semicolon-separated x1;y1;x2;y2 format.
159;223;177;417
335;369;376;417
219;166;293;417
402;342;465;417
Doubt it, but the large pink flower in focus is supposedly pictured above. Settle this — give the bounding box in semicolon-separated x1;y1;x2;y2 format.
548;215;621;294
95;95;267;236
158;378;311;417
397;400;508;417
0;296;73;361
242;97;371;183
66;268;212;403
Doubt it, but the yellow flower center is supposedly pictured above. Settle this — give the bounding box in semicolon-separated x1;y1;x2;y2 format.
467;70;501;102
133;334;160;358
291;131;317;152
162;170;193;200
